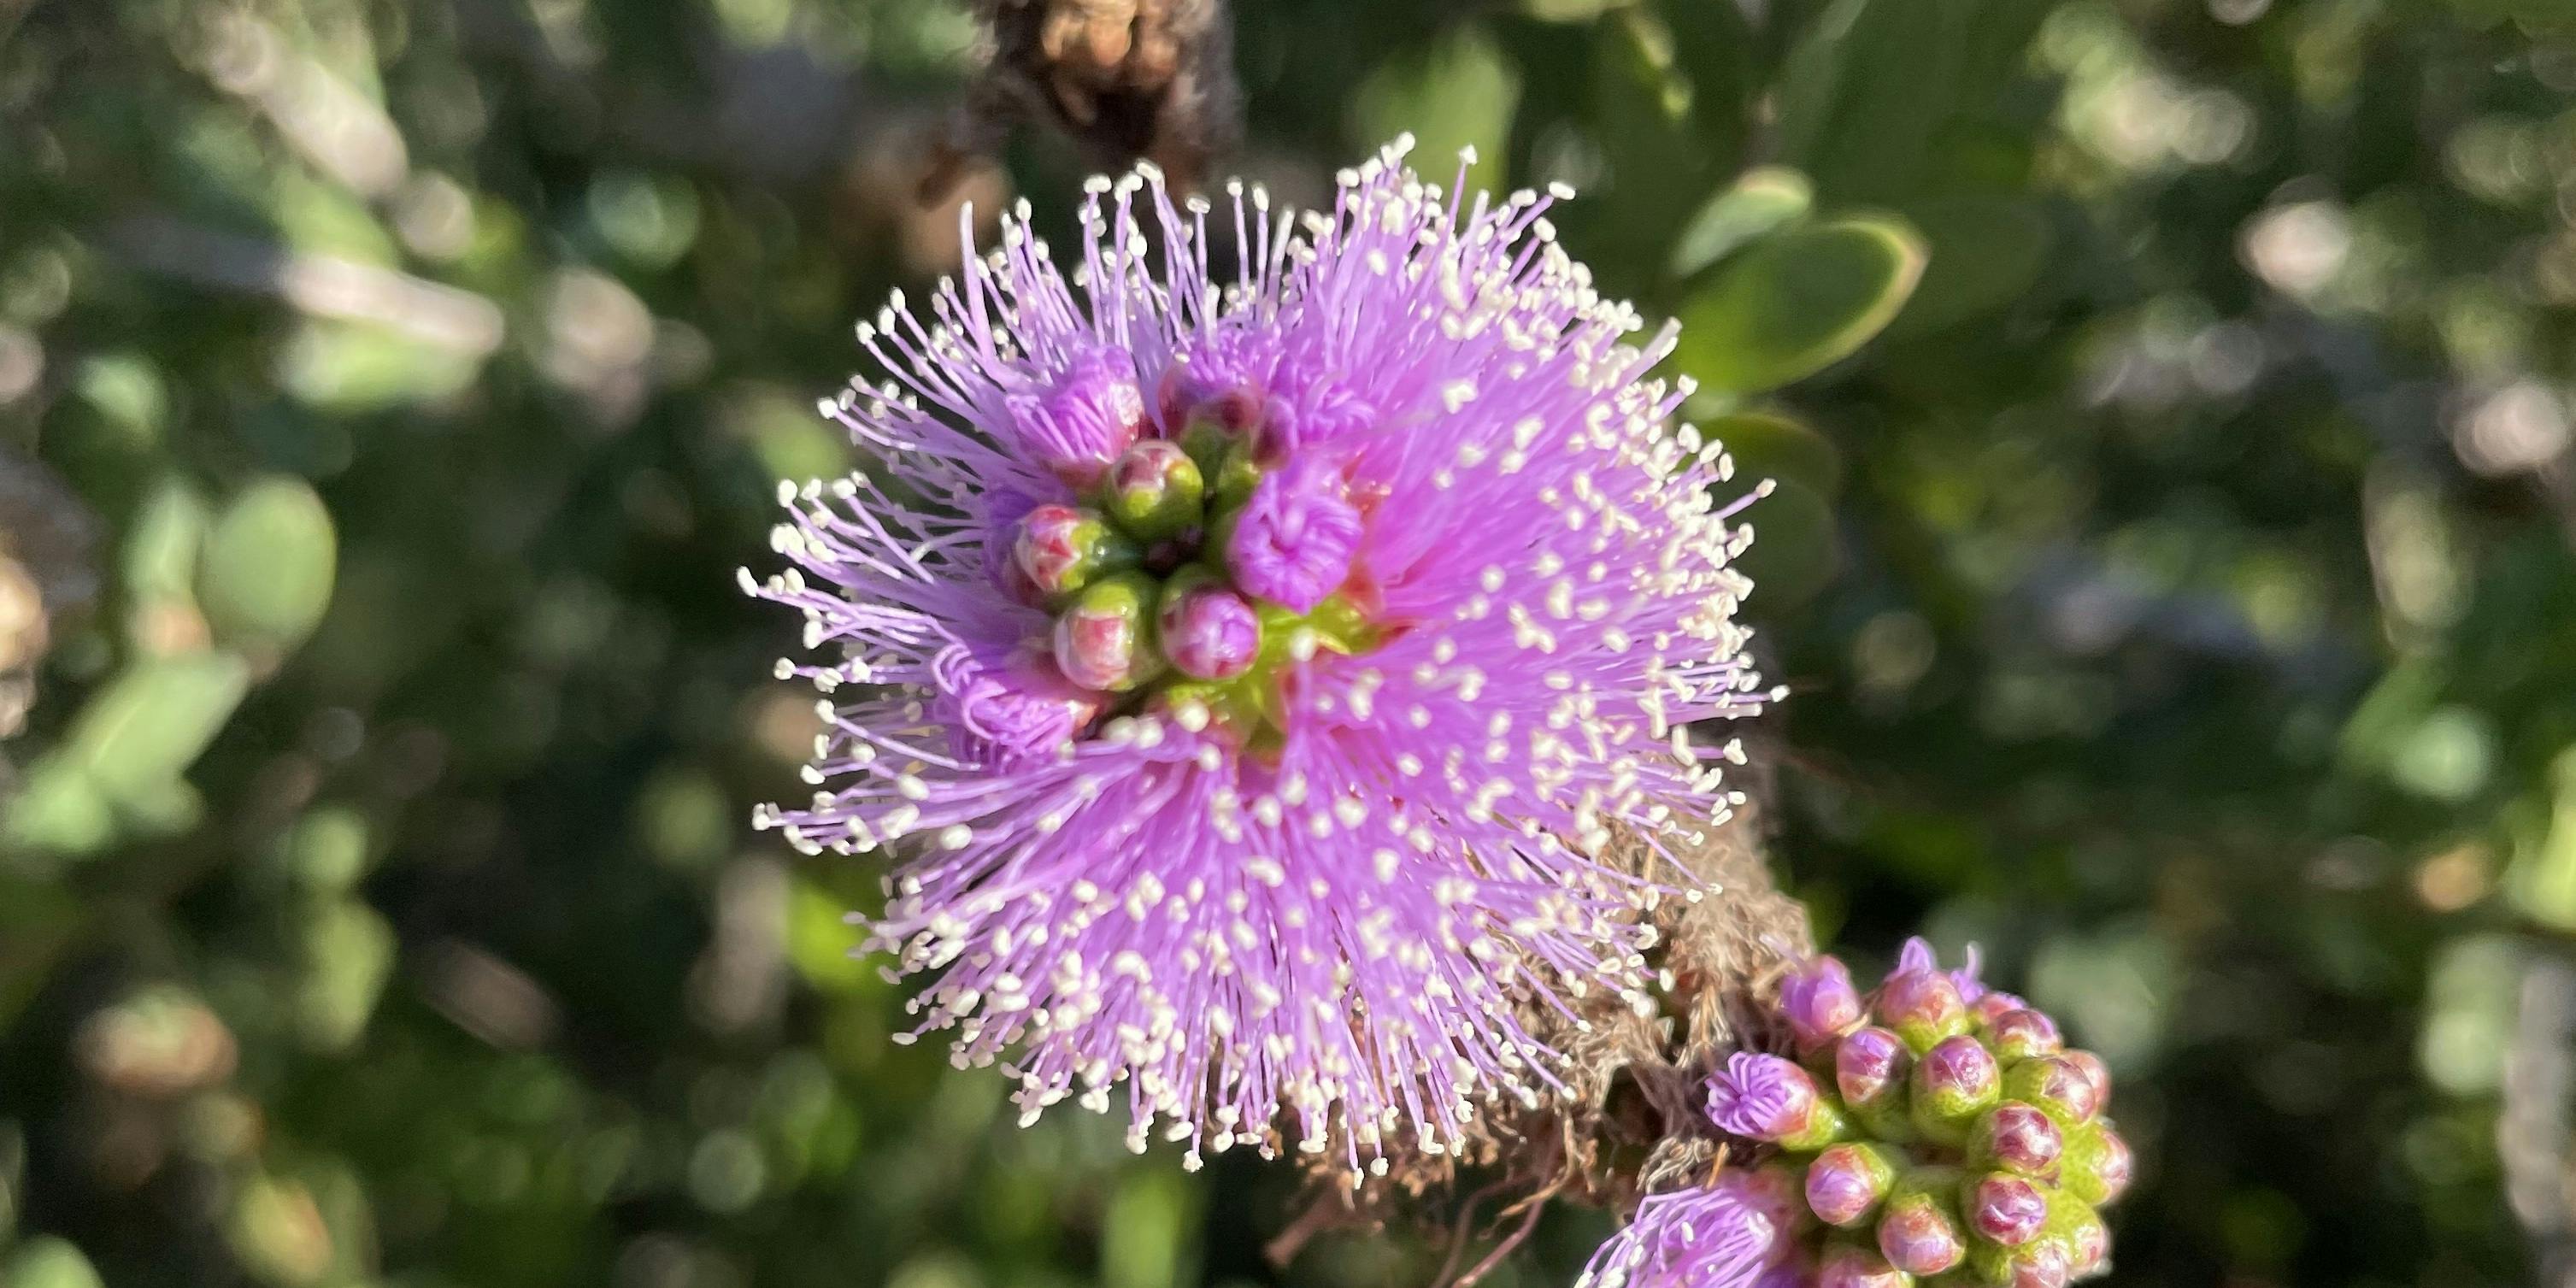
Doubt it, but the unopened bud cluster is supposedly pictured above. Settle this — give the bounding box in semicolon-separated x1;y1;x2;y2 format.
1706;945;2131;1288
998;361;1374;740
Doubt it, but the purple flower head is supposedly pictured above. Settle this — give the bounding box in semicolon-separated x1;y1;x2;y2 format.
1224;456;1362;612
750;139;1769;1172
1011;348;1145;486
981;489;1044;604
1707;1052;1821;1143
1577;1185;1788;1288
1267;345;1376;455
1780;955;1865;1052
930;645;1101;768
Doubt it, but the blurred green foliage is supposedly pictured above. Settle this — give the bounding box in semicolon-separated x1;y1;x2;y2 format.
3;0;2575;1286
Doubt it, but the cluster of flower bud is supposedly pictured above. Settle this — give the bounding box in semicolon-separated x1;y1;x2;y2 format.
1705;944;2131;1288
998;364;1372;722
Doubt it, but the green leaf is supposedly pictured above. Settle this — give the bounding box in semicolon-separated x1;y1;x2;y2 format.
62;652;252;808
279;322;483;413
1734;475;1840;610
125;478;209;610
1669;167;1814;279
293;899;396;1053
1;757;115;857
1771;0;2052;206
1351;23;1520;197
1706;409;1845;498
198;476;338;654
3;1238;104;1288
1887;195;2055;334
1581;9;1725;256
1675;216;1927;394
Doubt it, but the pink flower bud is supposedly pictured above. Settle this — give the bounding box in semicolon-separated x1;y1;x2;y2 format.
1051;572;1164;691
1783;956;1867;1053
2003;1056;2100;1126
1967;1173;2050;1246
1970;991;2027;1026
1707;1052;1826;1145
1014;350;1144;487
2065;1121;2132;1206
1910;1035;2002;1143
1836;1026;1911;1107
1806;1144;1899;1226
1974;1101;2066;1178
2062;1049;2113;1109
1156;573;1261;681
1814;1244;1911;1288
1876;966;1969;1052
1985;1008;2063;1062
1104;439;1207;543
1995;1238;2074;1288
1715;1160;1809;1238
1015;504;1138;601
982;491;1047;605
1875;1190;1966;1276
2065;1206;2109;1275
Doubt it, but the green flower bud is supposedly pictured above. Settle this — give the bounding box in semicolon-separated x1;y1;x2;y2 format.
2000;1056;2100;1127
1875;1169;1968;1277
1909;1035;2002;1147
1015;503;1140;602
1052;571;1165;691
1103;440;1206;543
2060;1119;2132;1206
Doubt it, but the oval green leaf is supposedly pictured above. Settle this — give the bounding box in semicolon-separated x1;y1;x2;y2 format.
198;477;338;654
1675;215;1927;394
1669;167;1814;279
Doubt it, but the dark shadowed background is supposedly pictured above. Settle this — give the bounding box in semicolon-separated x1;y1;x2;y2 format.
3;0;2574;1285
